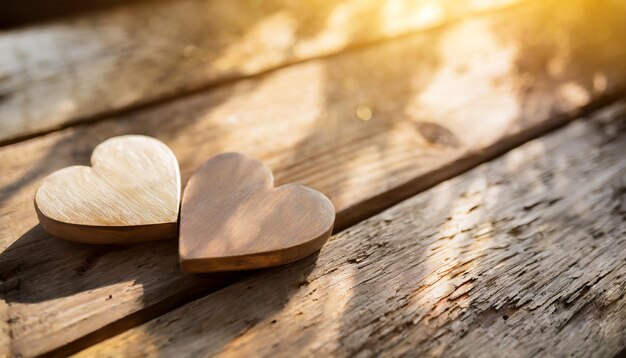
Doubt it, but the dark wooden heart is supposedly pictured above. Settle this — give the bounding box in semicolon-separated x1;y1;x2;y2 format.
179;152;335;272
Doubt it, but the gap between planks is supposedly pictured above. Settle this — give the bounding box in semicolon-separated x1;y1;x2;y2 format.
1;1;626;356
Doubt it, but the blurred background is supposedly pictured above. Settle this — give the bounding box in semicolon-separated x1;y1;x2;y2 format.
1;0;625;141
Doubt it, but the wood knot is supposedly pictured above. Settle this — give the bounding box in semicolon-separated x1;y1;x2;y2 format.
413;121;461;148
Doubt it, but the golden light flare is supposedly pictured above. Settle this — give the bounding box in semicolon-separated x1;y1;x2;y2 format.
355;105;373;121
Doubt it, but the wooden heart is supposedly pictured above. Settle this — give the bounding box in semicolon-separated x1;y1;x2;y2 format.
35;135;181;244
179;152;335;272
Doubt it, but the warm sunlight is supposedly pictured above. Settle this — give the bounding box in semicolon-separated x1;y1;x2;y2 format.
1;0;625;356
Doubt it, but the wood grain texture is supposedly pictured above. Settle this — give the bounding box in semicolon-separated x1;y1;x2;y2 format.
34;135;181;244
1;1;626;355
76;105;626;358
0;0;518;144
180;152;335;272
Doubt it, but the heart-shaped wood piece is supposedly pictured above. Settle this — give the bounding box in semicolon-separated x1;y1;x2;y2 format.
35;135;181;244
180;152;335;272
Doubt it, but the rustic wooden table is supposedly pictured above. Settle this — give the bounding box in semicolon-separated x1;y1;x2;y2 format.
1;0;625;356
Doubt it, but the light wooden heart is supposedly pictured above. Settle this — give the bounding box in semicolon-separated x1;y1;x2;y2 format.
35;135;181;244
179;152;335;272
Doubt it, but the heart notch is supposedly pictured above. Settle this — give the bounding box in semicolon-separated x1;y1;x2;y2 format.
180;152;335;272
35;135;181;244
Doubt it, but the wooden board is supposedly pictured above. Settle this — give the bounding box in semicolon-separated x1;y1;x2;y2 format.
1;1;626;356
0;0;517;145
75;104;626;357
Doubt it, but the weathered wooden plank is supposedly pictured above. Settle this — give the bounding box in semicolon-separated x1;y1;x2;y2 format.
1;1;626;356
76;104;626;357
0;0;517;144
